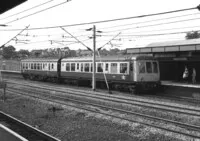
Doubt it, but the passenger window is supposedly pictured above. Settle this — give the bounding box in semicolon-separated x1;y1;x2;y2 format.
130;63;133;71
120;63;128;74
66;63;70;71
51;64;54;70
153;62;158;73
81;63;84;72
77;63;79;70
146;62;152;73
71;63;75;71
90;63;93;72
85;63;90;72
26;63;28;69
31;63;33;69
97;63;103;72
111;63;118;74
105;63;109;72
34;63;37;70
138;62;145;73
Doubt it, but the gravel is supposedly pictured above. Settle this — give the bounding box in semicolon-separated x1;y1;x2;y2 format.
0;92;195;141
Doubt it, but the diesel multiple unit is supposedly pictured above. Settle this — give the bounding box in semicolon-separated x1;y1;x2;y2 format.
21;55;160;93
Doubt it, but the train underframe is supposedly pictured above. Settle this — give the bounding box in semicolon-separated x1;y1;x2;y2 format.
22;72;161;94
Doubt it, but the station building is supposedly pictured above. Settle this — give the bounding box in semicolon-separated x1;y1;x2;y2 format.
126;39;200;82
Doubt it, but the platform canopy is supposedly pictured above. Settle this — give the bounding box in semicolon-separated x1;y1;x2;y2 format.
126;39;200;54
0;0;27;14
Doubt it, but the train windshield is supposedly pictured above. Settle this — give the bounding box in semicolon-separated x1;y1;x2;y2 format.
138;61;158;73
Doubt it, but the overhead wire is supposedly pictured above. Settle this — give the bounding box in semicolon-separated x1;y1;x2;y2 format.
99;12;200;30
0;5;199;31
4;0;72;24
102;17;200;33
0;0;54;21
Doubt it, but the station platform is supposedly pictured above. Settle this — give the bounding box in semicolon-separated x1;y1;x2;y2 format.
161;81;200;99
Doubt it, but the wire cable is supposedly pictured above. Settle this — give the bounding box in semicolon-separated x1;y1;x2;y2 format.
102;17;200;33
4;0;72;24
0;0;54;21
0;5;199;31
99;12;200;30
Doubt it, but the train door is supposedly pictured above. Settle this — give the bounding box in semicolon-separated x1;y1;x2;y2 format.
129;61;135;81
57;58;62;78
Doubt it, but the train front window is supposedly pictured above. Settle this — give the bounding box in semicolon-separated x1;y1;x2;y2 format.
146;62;152;73
138;62;145;73
120;63;128;74
153;62;158;73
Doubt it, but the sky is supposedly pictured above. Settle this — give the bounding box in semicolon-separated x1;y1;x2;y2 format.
0;0;200;51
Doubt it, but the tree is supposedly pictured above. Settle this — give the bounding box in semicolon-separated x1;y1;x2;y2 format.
185;31;200;39
17;49;30;59
2;45;17;59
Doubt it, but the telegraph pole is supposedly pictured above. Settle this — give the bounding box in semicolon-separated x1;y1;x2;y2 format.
92;25;96;91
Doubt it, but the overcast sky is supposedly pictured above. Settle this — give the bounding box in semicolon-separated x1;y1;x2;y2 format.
0;0;200;51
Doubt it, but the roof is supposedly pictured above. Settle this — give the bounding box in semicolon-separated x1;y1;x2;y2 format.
126;38;200;54
62;55;155;62
146;39;200;47
21;58;59;62
0;0;27;14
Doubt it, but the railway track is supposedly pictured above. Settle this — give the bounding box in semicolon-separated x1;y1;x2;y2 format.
0;111;60;141
7;79;200;116
4;79;200;139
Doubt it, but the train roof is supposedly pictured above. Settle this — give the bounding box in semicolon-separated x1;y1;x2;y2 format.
21;55;156;63
21;58;59;62
62;55;156;62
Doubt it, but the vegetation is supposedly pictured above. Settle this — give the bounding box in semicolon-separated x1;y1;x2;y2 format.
185;31;200;39
0;45;126;60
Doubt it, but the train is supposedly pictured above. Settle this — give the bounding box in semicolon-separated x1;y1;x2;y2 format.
20;55;161;93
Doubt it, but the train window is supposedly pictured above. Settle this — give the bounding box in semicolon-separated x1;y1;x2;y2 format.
43;63;45;69
31;63;33;69
34;63;37;70
37;63;40;70
71;63;75;71
85;63;90;72
81;63;84;72
97;63;103;72
26;63;28;69
130;63;133;71
40;63;42;70
66;63;70;71
146;62;152;73
120;63;128;74
111;63;118;74
138;62;145;73
52;64;54;70
105;63;109;72
153;62;158;73
22;63;25;69
90;63;93;72
77;63;79;70
48;63;50;70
